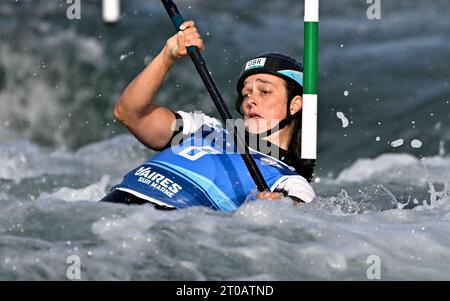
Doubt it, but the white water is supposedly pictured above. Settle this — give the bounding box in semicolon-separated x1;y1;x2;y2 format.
1;137;449;280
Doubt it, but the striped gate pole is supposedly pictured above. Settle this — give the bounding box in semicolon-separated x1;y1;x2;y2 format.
103;0;121;24
301;0;319;181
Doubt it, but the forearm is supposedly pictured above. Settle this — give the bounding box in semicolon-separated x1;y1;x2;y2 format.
114;46;175;121
112;21;204;150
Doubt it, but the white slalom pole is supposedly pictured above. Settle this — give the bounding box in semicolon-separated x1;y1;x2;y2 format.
301;0;319;181
103;0;121;24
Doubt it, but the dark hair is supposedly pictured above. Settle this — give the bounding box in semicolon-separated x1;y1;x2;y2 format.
283;79;305;177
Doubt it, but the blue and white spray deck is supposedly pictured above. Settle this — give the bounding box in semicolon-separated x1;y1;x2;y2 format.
112;118;309;212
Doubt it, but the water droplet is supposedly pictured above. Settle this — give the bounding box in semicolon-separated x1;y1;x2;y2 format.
336;112;349;128
391;139;404;148
411;139;422;149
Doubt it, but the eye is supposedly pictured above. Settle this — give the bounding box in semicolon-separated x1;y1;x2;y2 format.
241;90;251;99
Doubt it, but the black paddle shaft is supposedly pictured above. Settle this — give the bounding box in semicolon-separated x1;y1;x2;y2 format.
161;0;269;192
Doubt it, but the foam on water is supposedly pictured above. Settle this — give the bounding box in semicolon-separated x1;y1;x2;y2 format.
336;153;450;185
337;153;420;182
3;187;448;280
41;175;110;203
0;137;449;280
0;135;148;181
0;136;151;202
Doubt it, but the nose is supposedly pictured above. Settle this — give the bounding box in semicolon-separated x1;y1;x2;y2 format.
244;91;258;107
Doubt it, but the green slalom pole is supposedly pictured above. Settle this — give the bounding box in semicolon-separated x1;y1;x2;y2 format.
301;0;319;182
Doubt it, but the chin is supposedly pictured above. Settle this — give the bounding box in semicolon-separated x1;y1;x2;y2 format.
246;127;263;134
245;117;282;134
244;119;269;134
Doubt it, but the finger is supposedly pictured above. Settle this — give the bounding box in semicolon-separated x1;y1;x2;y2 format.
198;40;205;52
183;29;202;43
262;192;284;200
257;191;271;199
185;38;204;50
181;26;199;36
179;20;195;31
176;31;187;56
183;31;201;40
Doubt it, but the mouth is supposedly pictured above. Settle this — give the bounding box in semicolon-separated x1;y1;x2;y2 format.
248;112;262;119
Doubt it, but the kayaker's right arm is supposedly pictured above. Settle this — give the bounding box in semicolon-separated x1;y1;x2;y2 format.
114;21;204;150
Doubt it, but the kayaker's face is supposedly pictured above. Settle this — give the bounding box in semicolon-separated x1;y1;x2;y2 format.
241;73;289;134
